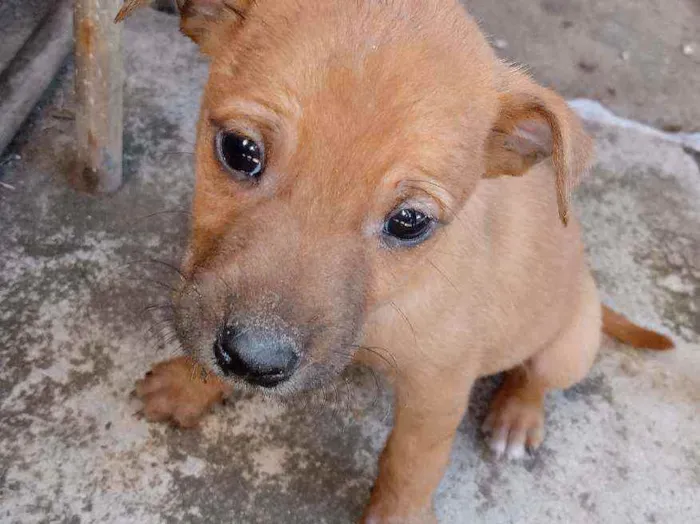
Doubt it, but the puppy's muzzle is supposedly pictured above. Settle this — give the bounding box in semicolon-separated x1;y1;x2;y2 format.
213;324;300;388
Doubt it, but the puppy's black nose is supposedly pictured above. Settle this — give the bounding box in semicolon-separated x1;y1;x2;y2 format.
214;325;299;387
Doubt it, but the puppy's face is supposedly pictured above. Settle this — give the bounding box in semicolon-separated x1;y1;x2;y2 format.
165;0;590;393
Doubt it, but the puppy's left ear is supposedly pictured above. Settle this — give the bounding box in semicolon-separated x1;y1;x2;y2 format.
177;0;252;52
116;1;252;55
484;67;593;225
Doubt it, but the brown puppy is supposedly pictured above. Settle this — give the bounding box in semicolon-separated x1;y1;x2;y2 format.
120;1;673;522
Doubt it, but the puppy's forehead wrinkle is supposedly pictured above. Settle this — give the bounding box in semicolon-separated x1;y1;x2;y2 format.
209;96;301;130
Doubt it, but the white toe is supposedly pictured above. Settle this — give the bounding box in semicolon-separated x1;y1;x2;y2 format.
489;428;508;457
506;442;526;460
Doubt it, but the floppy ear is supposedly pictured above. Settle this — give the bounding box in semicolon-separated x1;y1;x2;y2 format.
116;0;251;53
177;0;251;51
484;67;593;225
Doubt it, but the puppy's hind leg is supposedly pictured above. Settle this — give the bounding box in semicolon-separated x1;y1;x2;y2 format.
483;274;601;459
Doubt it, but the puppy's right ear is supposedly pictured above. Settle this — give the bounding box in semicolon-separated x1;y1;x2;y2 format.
116;1;252;54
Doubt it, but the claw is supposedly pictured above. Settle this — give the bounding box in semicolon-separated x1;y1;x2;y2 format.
489;429;508;458
506;443;526;460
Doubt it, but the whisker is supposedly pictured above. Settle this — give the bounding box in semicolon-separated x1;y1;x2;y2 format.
145;258;186;281
145;319;175;338
390;301;418;347
144;303;175;313
427;258;458;292
323;350;390;418
126;208;190;228
142;278;177;292
358;365;386;417
162;332;180;347
432;248;467;259
345;344;399;373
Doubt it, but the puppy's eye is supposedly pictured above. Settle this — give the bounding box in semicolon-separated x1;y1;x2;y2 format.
215;130;264;179
384;208;434;245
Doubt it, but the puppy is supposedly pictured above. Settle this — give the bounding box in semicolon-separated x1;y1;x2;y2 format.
119;1;674;522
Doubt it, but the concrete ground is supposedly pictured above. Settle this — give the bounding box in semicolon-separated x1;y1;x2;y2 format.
1;8;699;524
0;0;55;74
468;0;700;132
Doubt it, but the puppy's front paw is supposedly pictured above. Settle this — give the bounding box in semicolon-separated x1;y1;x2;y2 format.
134;357;231;428
482;393;544;460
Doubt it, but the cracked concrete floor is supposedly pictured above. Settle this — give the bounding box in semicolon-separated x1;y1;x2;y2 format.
1;10;699;524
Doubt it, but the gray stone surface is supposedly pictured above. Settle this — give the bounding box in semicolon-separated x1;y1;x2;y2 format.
0;0;57;75
467;0;700;132
1;10;698;524
0;0;73;154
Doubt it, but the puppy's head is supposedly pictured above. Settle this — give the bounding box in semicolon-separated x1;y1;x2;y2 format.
128;0;592;392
